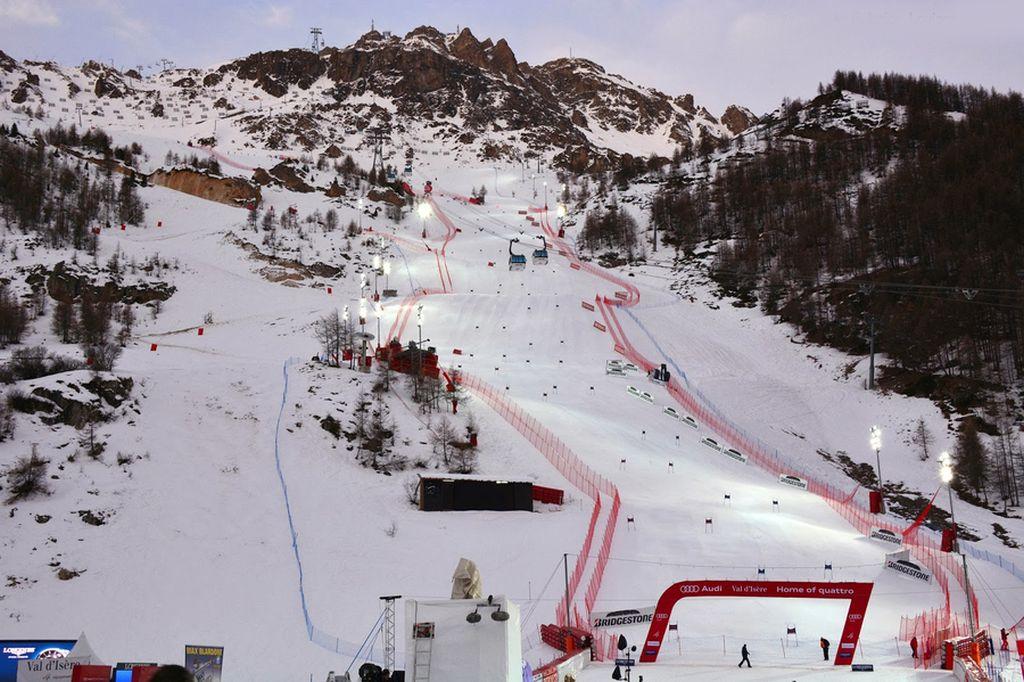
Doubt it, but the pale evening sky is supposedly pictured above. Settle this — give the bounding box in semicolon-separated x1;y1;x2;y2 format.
0;0;1021;115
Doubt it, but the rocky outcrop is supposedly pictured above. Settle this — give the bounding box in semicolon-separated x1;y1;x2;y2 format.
0;49;16;73
268;162;314;192
221;48;326;96
29;261;176;305
149;168;261;206
13;375;134;426
720;105;758;135
367;188;404;207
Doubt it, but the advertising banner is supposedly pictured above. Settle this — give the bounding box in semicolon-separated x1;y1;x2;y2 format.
869;527;904;546
884;550;932;583
591;607;656;629
1;641;75;682
184;646;223;682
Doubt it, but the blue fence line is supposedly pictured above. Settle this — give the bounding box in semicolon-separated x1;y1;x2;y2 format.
273;358;387;663
963;543;1024;584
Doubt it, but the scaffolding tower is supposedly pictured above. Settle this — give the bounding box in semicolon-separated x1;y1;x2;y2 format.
380;594;402;672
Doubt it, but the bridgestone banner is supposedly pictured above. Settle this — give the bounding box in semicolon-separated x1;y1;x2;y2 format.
884;550;931;583
779;474;808;489
591;607;656;629
869;527;903;546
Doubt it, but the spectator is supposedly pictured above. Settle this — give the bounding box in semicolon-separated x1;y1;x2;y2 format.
820;637;830;661
910;636;918;659
151;666;194;682
738;643;751;668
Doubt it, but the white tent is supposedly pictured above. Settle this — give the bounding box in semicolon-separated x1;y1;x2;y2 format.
404;596;522;682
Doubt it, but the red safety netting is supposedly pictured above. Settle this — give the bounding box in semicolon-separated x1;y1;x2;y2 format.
458;373;620;628
531;203;981;656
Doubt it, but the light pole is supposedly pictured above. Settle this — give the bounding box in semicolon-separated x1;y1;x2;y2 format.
531;174;537;199
940;451;977;638
493;166;498;195
416;304;425;400
372;254;381;299
375;301;383;352
343;304;353;369
383;259;392;291
543;181;548;210
870;426;883;510
359;296;368;369
358;197;363;231
557;203;566;237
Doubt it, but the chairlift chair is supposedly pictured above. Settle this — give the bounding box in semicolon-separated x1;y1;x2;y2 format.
532;235;549;265
509;238;527;271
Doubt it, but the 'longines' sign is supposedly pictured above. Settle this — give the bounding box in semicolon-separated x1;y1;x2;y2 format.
591;607;656;629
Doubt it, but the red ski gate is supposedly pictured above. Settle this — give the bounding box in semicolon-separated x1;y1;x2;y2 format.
640;580;873;666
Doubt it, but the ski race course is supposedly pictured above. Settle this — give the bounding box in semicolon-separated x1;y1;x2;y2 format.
3;133;1024;681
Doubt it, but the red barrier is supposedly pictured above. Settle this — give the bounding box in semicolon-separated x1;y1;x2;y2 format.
150;343;157;352
533;484;565;505
453;348;463;355
197;328;204;336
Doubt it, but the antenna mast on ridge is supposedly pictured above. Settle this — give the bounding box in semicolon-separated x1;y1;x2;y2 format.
310;27;323;52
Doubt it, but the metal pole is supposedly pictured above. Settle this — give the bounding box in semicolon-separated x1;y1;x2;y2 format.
948;485;977;635
563;553;571;628
875;447;884;504
868;317;876;390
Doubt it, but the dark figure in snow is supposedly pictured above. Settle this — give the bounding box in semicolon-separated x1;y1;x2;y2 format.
1002;628;1010;650
738;643;751;667
151;666;195;682
910;636;918;658
820;637;830;661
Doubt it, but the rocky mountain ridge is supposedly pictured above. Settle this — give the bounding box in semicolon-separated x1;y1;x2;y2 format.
0;26;756;171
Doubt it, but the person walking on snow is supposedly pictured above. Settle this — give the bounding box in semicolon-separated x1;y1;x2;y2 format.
1002;628;1010;651
820;637;830;661
738;643;751;668
910;636;918;659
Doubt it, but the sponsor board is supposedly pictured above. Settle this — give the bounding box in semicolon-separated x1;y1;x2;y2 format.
185;645;224;682
779;474;809;490
592;607;656;629
581;301;595;312
883;551;931;583
869;527;903;546
1;641;76;682
593;321;607;332
722;448;748;464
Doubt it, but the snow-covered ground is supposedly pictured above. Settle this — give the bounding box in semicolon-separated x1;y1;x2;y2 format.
1;98;1023;682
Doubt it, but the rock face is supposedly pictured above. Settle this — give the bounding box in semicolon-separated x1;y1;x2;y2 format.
149;168;261;206
720;105;758;135
210;26;739;168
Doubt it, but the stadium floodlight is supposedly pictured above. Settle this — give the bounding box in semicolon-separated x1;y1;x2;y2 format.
417;202;432;219
939;451;954;484
869;425;882;452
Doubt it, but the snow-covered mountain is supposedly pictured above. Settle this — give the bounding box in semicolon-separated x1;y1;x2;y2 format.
2;28;1023;682
0;26;753;171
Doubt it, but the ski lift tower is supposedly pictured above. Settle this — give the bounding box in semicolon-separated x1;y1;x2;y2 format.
380;594;401;672
310;27;324;53
368;126;388;179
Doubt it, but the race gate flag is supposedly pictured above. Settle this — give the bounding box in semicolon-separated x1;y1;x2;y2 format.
184;645;223;682
869;527;903;546
591;606;656;629
884;550;932;583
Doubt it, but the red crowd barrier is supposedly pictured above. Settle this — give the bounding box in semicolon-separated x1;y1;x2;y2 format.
458;373;619;628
